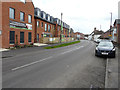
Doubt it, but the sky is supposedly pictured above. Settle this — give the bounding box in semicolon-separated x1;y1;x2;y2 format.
32;0;119;34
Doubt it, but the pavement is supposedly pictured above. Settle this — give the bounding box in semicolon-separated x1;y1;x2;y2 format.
0;48;9;52
105;46;119;89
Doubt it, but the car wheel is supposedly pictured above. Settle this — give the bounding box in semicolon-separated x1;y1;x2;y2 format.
111;52;116;58
95;52;98;57
112;53;116;58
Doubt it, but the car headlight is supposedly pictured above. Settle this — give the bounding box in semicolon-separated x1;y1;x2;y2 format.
112;48;116;51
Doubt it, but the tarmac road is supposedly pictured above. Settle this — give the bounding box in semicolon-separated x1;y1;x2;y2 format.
2;40;106;88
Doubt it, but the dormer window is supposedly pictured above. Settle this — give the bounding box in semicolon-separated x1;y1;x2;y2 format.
48;16;50;21
37;10;40;16
43;13;46;19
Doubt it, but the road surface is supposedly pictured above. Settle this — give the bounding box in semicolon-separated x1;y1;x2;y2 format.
3;40;106;88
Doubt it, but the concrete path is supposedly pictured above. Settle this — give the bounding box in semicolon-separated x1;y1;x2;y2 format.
105;47;119;88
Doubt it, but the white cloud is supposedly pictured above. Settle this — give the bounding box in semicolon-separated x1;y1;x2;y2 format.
33;0;119;34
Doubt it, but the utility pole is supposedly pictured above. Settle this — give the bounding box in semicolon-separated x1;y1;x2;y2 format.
110;12;112;35
60;13;63;43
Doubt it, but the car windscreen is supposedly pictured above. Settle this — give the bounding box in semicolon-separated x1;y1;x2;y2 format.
98;42;113;47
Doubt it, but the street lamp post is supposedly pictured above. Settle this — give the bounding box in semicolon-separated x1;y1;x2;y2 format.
60;13;63;43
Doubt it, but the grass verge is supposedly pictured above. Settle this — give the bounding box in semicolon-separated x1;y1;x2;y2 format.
44;41;80;49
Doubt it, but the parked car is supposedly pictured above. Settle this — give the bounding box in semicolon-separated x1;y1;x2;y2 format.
95;41;116;58
95;39;102;43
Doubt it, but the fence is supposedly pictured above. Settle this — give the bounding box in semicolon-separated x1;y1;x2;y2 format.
40;37;75;44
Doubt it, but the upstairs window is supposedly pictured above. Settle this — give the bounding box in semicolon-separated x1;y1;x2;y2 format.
45;24;47;32
9;8;15;19
48;25;50;32
20;12;25;21
41;22;43;27
37;10;40;16
37;21;39;27
28;15;32;23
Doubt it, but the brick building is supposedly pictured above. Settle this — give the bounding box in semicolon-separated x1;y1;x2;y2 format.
34;8;55;43
0;0;34;48
113;19;120;45
0;0;75;48
74;32;84;40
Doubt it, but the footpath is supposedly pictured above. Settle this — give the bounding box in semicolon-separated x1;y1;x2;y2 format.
105;46;119;88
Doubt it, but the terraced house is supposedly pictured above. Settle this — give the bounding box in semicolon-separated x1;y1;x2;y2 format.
34;8;55;43
0;0;75;48
0;0;34;48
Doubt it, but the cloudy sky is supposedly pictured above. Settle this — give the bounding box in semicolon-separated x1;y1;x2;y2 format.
33;0;119;34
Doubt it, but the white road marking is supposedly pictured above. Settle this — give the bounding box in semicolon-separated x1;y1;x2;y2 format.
60;46;84;55
11;46;84;71
12;56;53;71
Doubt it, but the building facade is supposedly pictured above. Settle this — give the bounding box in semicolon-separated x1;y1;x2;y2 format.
34;8;55;43
1;0;34;48
113;19;120;45
0;0;76;48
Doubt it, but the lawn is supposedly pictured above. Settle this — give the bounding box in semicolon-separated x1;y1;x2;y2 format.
44;41;80;49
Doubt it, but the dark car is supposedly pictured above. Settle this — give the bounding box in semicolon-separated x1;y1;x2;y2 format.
95;41;116;58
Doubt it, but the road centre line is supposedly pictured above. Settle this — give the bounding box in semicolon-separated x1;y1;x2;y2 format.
12;46;84;71
12;56;53;71
60;46;84;55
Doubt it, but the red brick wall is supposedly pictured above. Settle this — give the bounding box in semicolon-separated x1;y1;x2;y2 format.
34;18;55;43
2;0;34;48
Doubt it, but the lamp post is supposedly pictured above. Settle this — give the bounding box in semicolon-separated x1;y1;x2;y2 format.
60;13;63;43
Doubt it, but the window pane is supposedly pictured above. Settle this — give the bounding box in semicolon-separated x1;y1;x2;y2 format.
10;31;15;44
45;24;47;32
20;12;24;21
28;32;32;42
9;8;15;19
48;25;50;32
41;22;43;27
20;32;24;43
37;21;39;27
28;15;32;23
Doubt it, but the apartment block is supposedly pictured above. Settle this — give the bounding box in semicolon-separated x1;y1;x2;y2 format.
34;8;56;43
1;0;34;48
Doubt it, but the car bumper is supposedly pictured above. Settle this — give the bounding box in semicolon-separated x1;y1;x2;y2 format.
95;50;115;57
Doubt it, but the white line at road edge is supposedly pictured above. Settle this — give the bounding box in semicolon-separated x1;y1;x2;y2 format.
12;46;84;71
